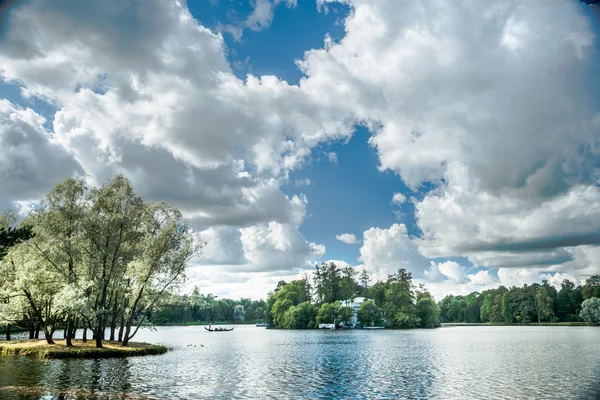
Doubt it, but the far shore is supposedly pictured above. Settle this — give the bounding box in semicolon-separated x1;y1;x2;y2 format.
0;339;168;359
441;322;588;327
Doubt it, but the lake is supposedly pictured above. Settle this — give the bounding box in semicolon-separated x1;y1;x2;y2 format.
1;325;599;399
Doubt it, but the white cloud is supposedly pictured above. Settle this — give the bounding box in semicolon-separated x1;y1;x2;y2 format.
298;0;600;281
221;0;298;41
0;0;344;299
358;224;430;280
326;151;338;163
0;100;82;200
391;192;407;205
467;270;497;286
436;261;467;283
2;0;600;298
336;233;358;244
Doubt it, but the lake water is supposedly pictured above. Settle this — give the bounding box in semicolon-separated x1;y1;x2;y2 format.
1;325;599;399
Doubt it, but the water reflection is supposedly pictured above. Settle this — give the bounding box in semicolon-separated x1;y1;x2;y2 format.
1;325;600;399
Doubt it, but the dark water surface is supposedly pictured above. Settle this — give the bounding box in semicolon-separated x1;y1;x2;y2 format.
1;325;599;399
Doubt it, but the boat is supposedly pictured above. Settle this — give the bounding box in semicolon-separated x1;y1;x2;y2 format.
205;324;234;332
318;323;336;330
255;322;268;327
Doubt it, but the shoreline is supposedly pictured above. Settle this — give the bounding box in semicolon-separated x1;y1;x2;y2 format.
0;339;168;359
441;322;588;327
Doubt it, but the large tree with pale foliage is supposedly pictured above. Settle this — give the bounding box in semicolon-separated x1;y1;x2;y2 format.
1;175;201;347
580;297;600;326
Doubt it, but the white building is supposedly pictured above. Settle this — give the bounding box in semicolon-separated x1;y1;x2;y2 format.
341;297;367;327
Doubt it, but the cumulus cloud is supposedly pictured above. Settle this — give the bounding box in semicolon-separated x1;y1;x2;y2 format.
220;0;298;41
2;0;600;297
391;192;407;205
358;224;431;279
0;0;341;298
0;99;83;199
299;0;600;280
336;233;359;244
326;151;338;163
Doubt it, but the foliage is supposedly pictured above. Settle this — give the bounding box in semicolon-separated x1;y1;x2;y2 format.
357;300;383;327
282;302;317;329
580;297;600;326
440;277;598;324
0;175;200;348
233;305;246;323
265;267;439;330
316;302;342;324
416;291;440;328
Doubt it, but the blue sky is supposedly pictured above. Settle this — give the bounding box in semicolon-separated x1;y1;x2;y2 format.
0;0;599;299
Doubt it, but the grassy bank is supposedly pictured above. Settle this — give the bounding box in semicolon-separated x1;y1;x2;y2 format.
0;339;167;359
441;322;588;327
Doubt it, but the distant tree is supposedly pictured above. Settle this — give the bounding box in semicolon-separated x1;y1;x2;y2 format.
416;294;440;328
338;306;354;325
314;262;342;304
557;280;583;322
582;276;600;300
339;267;359;301
357;300;383;327
491;294;504;323
233;305;246;323
283;301;317;329
359;269;371;298
580;297;600;326
267;279;312;328
536;286;552;322
316;302;342;324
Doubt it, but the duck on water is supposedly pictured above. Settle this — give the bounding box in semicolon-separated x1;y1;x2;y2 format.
205;324;234;332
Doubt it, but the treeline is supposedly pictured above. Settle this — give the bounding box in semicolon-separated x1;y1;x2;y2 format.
148;288;266;324
0;175;198;348
265;262;441;329
439;276;600;324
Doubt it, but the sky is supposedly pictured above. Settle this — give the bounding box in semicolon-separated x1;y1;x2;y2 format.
1;0;600;300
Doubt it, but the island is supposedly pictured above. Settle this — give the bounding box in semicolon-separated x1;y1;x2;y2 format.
0;339;167;359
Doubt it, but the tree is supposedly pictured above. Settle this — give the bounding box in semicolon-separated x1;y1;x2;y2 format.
582;276;600;300
267;279;312;328
1;175;201;348
383;269;418;328
314;262;342;304
283;302;317;329
339;266;359;302
233;305;246;323
338;306;353;325
359;269;371;298
0;212;34;340
357;300;383;327
536;286;552;322
416;293;440;328
316;302;342;324
557;280;582;322
580;297;600;326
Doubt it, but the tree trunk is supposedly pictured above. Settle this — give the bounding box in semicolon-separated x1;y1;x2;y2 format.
5;325;10;341
82;320;88;343
122;320;132;347
43;328;54;345
118;314;125;342
65;315;73;347
35;324;40;339
70;318;78;340
29;323;34;339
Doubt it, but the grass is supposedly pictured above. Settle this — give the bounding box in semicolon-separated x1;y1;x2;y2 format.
0;339;167;359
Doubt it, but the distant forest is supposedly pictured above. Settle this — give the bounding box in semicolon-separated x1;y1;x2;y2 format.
147;267;600;329
439;276;600;324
